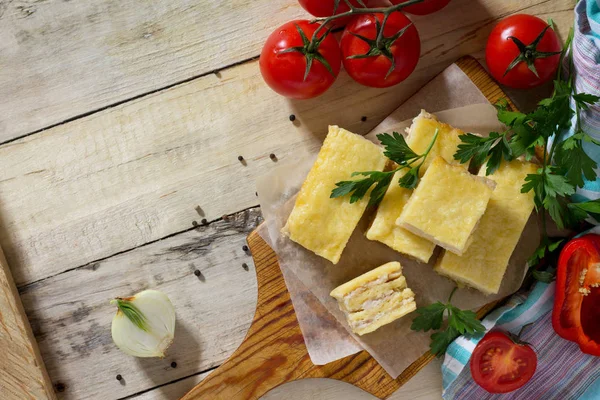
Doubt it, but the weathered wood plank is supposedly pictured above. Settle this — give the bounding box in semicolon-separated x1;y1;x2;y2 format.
18;208;261;400
0;243;55;400
0;0;306;142
0;0;575;287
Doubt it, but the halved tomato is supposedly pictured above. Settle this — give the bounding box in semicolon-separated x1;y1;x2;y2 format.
470;331;537;393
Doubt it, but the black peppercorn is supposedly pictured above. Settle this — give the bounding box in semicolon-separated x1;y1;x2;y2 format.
237;155;244;161
171;361;177;368
201;218;208;225
194;269;201;277
242;245;249;252
289;114;296;122
361;116;367;122
270;153;276;160
116;375;122;381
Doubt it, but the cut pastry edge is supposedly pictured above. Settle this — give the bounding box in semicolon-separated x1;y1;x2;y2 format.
330;262;417;336
398;221;468;256
434;258;499;295
330;262;403;298
351;300;417;336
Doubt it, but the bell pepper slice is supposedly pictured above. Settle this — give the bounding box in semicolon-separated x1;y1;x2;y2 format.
552;234;600;356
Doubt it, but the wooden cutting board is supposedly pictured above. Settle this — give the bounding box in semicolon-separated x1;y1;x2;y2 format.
181;57;517;400
0;245;56;399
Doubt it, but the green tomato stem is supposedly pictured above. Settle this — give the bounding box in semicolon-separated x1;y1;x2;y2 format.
308;0;425;51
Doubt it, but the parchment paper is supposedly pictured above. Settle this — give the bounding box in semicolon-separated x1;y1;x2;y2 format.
256;65;541;377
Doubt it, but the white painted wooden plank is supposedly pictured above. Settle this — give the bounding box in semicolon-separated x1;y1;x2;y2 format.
0;0;306;142
18;209;261;400
0;0;575;286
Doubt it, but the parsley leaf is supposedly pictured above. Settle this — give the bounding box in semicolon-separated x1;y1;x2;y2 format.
430;326;459;356
528;238;564;266
410;302;446;332
411;288;485;356
448;306;485;335
573;93;600;110
376;132;420;165
331;171;394;205
554;134;598;188
454;123;514;175
332;129;439;206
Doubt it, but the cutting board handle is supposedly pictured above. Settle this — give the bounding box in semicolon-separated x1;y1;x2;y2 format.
0;244;56;399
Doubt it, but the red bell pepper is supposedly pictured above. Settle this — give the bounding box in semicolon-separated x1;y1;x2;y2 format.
552;234;600;356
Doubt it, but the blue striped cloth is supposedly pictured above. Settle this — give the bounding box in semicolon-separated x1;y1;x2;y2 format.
442;282;600;399
561;0;600;202
442;1;600;397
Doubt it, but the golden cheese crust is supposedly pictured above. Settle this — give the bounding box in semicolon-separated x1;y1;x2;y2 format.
283;126;387;264
435;159;537;294
397;156;495;255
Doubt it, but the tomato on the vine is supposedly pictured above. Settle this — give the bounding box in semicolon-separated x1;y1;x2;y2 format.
470;331;537;394
298;0;369;17
486;14;561;89
341;12;420;88
391;0;451;15
260;20;341;99
298;0;371;27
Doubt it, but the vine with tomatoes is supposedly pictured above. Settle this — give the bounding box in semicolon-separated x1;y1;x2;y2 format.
259;0;451;99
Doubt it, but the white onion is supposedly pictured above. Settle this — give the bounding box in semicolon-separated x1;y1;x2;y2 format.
111;290;176;358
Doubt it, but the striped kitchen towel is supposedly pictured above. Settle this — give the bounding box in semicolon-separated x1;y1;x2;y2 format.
562;0;600;203
442;282;600;399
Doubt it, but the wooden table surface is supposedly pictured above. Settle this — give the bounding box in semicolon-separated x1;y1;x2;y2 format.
0;0;575;399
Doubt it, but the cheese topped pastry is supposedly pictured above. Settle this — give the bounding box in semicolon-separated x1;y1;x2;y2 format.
397;156;495;255
283;126;387;264
435;159;537;294
405;110;465;174
330;262;416;336
366;111;465;262
366;169;436;262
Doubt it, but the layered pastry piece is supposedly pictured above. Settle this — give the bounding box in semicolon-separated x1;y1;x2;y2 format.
330;262;416;335
366;110;466;262
435;159;537;294
397;156;495;256
283;126;387;264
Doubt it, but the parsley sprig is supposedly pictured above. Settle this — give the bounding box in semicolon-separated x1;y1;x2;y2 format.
410;288;485;356
452;28;600;273
331;129;439;207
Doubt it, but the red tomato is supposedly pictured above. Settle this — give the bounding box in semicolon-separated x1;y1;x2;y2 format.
298;0;370;26
470;331;537;394
391;0;451;15
260;20;341;99
486;14;561;89
341;12;420;88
